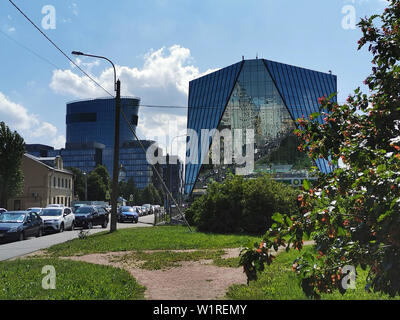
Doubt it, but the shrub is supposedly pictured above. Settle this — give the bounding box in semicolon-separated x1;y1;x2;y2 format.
186;174;298;234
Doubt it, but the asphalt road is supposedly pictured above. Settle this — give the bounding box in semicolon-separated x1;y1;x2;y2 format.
0;214;155;261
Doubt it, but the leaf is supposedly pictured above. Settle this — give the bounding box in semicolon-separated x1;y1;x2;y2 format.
271;212;284;225
303;179;311;191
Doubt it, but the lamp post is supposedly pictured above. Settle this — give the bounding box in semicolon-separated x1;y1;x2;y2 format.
72;51;120;233
83;171;88;201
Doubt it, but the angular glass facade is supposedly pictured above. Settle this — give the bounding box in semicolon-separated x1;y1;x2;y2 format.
185;59;337;195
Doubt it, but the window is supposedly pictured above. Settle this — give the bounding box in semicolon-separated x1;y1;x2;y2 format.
66;113;97;124
54;177;56;187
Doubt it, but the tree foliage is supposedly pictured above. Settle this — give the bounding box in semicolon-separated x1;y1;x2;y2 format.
0;122;25;208
87;171;107;201
240;1;400;299
185;174;298;234
67;167;85;201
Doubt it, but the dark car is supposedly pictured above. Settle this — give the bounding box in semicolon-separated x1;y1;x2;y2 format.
74;205;109;229
0;211;43;242
118;206;139;223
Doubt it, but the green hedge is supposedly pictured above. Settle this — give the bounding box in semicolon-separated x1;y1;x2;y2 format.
185;174;298;234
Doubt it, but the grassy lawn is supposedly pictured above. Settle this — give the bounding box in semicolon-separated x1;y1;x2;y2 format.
110;250;226;270
0;258;145;300
46;225;261;257
225;246;400;300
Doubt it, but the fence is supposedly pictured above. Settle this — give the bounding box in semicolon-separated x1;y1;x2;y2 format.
153;207;167;226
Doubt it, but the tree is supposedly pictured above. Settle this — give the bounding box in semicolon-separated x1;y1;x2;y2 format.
141;185;154;204
87;171;107;201
119;177;140;205
91;165;111;192
185;174;297;234
240;1;400;298
0;122;25;208
66;167;85;201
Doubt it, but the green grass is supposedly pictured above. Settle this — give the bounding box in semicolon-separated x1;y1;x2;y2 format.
225;246;400;300
0;258;145;300
46;225;260;257
111;250;227;270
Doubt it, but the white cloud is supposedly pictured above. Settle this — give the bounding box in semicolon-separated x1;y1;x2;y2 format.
0;92;65;149
50;44;217;105
7;27;15;33
49;45;219;160
70;3;79;16
137;112;188;161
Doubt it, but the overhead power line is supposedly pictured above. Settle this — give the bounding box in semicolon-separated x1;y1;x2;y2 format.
9;0;192;230
8;0;113;98
0;29;61;69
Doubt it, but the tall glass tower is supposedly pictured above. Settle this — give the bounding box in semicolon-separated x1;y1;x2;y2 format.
185;59;337;195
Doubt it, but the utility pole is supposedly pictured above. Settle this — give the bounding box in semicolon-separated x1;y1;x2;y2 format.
166;153;171;219
71;51;120;232
110;79;121;232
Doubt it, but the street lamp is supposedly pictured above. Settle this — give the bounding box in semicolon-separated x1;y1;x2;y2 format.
72;50;121;233
83;171;88;201
169;133;188;156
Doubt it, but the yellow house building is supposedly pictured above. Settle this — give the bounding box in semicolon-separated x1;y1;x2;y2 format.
7;154;74;210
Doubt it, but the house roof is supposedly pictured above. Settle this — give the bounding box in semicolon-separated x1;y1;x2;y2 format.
24;153;73;175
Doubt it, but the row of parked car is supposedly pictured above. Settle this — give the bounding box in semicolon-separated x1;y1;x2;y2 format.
0;203;162;244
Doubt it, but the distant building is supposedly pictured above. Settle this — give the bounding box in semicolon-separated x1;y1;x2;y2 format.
7;154;74;210
162;155;184;203
26;96;164;190
185;58;337;195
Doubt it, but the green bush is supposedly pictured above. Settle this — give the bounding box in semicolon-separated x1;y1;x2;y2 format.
186;174;298;234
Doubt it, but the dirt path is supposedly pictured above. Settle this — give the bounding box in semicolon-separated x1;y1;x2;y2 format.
64;248;247;300
22;241;315;300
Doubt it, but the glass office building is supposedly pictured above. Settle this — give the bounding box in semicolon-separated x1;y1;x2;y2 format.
27;97;164;190
185;58;337;195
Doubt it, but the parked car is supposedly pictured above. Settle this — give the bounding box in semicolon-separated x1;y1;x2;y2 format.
132;206;143;217
0;208;7;214
142;204;153;215
74;205;109;229
118;206;138;223
153;205;161;214
40;207;75;233
0;211;44;242
141;205;149;215
72;203;86;213
27;207;43;215
46;204;63;208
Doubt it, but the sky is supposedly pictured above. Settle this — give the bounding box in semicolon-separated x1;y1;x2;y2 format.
0;0;389;161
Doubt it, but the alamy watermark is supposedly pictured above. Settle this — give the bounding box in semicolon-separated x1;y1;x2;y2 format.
146;128;255;175
41;5;56;30
342;1;357;30
42;265;56;290
341;265;356;290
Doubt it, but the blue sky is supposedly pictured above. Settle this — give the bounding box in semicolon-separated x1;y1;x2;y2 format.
0;0;389;159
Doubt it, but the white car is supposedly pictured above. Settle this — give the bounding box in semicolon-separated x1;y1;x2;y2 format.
40;207;75;233
46;204;63;208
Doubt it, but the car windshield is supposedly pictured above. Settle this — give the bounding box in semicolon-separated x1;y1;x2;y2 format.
28;208;41;213
75;207;93;214
121;207;133;212
0;212;26;223
40;209;63;217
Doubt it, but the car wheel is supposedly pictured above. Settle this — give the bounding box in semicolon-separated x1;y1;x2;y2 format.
87;222;93;229
102;219;108;229
18;232;25;241
69;221;75;231
59;223;64;233
36;228;43;238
